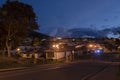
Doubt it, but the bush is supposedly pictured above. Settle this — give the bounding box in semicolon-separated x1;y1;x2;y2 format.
0;56;35;69
0;56;20;69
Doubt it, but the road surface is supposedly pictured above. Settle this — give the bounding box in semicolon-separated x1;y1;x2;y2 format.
0;60;118;80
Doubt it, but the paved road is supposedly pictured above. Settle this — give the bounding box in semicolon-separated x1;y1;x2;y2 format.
90;65;118;80
0;60;118;80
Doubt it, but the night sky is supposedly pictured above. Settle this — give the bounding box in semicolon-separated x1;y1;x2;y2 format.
1;0;120;35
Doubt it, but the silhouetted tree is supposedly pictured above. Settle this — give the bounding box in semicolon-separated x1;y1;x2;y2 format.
0;0;39;57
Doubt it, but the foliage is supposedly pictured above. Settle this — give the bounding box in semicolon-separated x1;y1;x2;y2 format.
32;37;40;47
0;0;39;57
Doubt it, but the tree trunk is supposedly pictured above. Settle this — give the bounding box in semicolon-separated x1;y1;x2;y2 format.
7;46;11;57
6;41;11;57
1;48;6;56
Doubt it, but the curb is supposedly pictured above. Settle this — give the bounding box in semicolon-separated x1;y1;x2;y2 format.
0;67;28;72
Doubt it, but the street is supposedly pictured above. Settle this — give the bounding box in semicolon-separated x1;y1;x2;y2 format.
0;60;118;80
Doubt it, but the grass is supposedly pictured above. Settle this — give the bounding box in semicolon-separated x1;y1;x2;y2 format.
0;56;64;69
0;56;35;69
0;56;22;69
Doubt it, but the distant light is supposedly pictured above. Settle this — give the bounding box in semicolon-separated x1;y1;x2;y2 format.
75;45;82;48
52;44;59;49
72;39;75;41
58;42;62;45
17;48;20;51
88;44;93;47
94;45;97;48
57;37;62;40
56;44;59;49
94;49;103;55
99;47;103;50
118;46;120;49
95;50;101;53
53;45;56;48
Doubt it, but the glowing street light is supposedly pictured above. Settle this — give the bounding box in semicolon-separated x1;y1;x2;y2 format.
88;44;93;48
16;48;21;55
52;45;56;48
56;44;59;49
17;48;20;51
52;44;59;49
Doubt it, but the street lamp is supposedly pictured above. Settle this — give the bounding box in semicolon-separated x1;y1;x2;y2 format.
88;44;94;48
17;48;20;52
17;48;21;54
52;44;59;49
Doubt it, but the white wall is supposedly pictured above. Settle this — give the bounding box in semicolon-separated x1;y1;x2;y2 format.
53;52;65;59
53;51;71;59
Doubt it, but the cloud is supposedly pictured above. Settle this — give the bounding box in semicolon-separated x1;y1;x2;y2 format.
53;27;120;38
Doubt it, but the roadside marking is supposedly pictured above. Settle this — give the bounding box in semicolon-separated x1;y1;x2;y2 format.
43;66;61;70
0;66;62;79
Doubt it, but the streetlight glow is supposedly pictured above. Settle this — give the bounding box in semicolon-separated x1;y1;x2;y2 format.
52;45;56;48
17;48;20;51
52;44;59;49
88;44;93;47
56;44;59;49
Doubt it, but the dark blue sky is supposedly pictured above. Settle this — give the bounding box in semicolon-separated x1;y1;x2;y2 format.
1;0;120;35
